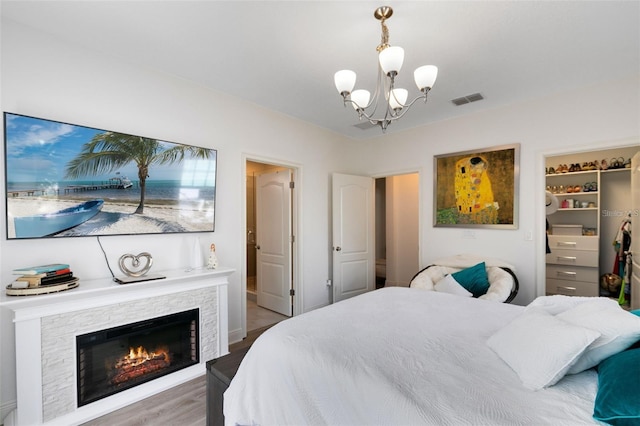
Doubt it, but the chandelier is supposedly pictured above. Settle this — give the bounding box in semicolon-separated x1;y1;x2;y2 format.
334;6;438;132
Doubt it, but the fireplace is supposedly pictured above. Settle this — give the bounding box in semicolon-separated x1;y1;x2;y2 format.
76;309;199;407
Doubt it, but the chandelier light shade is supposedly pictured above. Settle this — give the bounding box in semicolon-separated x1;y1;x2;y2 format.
351;89;371;110
378;46;404;76
334;6;438;131
414;65;439;91
389;88;408;110
334;70;357;96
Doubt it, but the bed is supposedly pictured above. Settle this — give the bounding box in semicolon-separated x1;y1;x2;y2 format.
224;287;640;425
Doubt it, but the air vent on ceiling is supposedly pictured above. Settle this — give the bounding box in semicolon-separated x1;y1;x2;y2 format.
354;121;378;130
451;93;484;106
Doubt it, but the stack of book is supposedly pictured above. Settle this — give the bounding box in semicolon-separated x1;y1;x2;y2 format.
7;263;79;295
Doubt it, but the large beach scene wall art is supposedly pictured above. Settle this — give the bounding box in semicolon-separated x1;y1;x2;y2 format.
4;113;217;239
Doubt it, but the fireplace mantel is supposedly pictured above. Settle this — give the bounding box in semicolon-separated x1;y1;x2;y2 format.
2;267;233;426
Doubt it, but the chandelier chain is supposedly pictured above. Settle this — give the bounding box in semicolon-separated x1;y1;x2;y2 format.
377;18;390;52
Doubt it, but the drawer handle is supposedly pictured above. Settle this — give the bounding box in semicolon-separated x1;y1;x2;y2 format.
556;271;577;279
557;286;577;293
557;256;577;262
557;242;577;247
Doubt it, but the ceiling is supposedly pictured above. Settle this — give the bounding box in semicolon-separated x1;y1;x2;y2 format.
2;1;639;140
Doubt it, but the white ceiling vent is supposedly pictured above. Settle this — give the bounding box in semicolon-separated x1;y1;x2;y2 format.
354;121;378;130
452;93;484;106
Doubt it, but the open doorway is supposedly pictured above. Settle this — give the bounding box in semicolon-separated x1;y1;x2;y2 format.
375;172;420;288
543;146;638;301
246;160;294;332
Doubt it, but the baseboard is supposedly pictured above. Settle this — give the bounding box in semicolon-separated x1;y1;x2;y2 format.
228;327;244;345
1;400;17;426
304;302;330;313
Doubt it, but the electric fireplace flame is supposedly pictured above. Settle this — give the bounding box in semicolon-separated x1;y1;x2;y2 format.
77;309;199;407
109;346;171;386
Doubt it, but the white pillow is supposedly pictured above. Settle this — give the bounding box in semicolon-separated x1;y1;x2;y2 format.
434;274;473;297
487;308;600;390
558;301;640;374
525;295;619;315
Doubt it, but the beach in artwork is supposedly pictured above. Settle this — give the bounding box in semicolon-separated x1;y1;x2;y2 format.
7;195;215;238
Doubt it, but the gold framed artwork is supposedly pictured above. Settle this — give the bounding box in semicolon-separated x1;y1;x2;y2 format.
434;143;519;229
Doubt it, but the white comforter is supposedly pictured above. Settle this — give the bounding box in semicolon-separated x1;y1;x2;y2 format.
224;287;599;425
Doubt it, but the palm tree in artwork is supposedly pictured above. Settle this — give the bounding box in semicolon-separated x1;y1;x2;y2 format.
65;132;214;214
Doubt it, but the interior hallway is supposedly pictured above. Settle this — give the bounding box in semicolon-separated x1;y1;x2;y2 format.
246;283;288;332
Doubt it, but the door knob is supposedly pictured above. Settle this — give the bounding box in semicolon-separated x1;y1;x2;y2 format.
256;245;261;250
335;246;342;251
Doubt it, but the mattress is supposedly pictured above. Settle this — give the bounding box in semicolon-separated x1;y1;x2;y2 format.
224;287;599;425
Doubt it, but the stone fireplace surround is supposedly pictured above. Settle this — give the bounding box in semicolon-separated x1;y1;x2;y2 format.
1;267;232;426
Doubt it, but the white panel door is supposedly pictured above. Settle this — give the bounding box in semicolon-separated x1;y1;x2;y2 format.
332;173;375;302
256;169;292;316
631;151;639;310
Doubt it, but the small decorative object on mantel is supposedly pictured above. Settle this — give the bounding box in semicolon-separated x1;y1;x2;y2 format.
6;262;79;296
207;243;218;269
192;236;204;270
119;252;153;277
115;252;165;284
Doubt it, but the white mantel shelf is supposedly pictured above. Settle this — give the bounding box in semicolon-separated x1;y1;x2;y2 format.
2;267;234;426
1;267;234;321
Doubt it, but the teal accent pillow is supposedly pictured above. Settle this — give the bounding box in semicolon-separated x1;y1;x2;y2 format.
630;309;640;317
593;348;640;425
451;262;490;298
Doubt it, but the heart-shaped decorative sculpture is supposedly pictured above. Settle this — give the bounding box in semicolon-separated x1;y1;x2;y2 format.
119;252;153;277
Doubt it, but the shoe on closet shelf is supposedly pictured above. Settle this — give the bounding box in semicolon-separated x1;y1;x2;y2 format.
624;158;631;168
610;157;624;169
600;159;608;170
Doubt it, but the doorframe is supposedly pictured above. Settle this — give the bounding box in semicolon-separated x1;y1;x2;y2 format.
241;154;302;339
535;138;639;298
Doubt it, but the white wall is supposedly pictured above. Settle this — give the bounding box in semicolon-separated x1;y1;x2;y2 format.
385;174;419;287
0;19;350;418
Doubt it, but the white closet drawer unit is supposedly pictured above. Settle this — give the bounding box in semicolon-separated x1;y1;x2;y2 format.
546;264;599;283
547;235;599;251
546;249;598;267
546;278;599;297
546;235;598;297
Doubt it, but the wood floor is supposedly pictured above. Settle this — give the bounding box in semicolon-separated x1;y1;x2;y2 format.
81;376;207;426
81;325;274;426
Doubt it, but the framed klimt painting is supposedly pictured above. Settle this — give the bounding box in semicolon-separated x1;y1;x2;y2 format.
433;144;519;229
